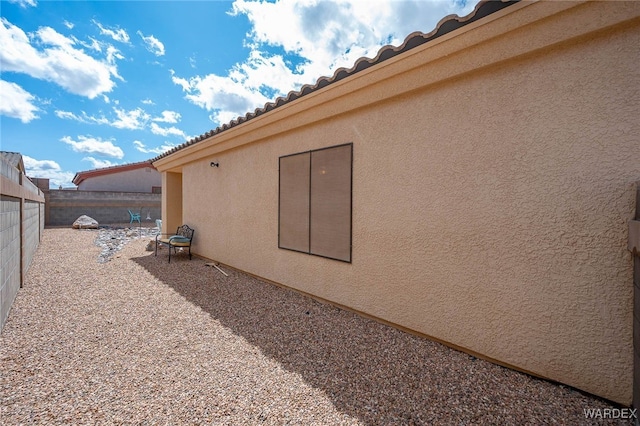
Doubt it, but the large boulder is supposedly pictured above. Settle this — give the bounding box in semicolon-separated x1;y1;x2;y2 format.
73;215;99;229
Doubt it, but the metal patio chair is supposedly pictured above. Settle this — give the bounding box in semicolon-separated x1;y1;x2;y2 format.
155;224;194;263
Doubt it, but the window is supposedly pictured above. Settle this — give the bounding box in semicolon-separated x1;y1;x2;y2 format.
279;143;352;262
152;186;162;194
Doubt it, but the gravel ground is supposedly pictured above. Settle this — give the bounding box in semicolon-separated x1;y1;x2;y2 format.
0;228;631;425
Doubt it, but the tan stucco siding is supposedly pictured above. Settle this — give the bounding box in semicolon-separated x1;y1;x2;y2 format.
167;2;640;404
78;167;160;192
162;172;182;234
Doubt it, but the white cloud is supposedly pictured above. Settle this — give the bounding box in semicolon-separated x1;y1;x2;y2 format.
93;20;130;44
174;0;472;125
82;156;117;169
0;18;121;99
171;66;272;124
56;106;150;130
23;156;60;172
105;45;124;69
141;99;155;105
81;37;102;52
0;80;39;123
55;106;186;138
63;20;74;30
149;122;187;139
133;140;176;155
61;135;125;159
152;110;180;123
54;109;110;125
37;26;75;49
55;110;80;120
170;70;191;92
138;31;165;56
111;107;150;130
23;155;75;187
6;0;37;8
231;0;473;77
171;50;302;124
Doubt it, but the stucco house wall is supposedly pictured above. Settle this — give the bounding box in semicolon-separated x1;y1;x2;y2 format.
76;166;160;192
154;1;640;404
73;161;161;193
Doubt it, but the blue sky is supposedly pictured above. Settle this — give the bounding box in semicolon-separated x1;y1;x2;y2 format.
1;0;473;188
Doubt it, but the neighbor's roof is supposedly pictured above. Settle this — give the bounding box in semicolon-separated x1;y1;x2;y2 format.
1;151;25;172
151;0;518;164
72;160;156;186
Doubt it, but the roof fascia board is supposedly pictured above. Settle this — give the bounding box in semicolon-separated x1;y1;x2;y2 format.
155;0;638;172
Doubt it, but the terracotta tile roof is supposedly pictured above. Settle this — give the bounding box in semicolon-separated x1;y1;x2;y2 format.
152;0;518;163
72;160;155;186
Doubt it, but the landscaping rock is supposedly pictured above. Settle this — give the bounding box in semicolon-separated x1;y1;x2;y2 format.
94;226;160;263
72;215;99;229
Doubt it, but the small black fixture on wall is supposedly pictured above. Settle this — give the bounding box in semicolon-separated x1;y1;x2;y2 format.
210;162;219;168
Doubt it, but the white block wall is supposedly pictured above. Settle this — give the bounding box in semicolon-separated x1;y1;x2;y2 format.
23;201;40;279
1;196;21;330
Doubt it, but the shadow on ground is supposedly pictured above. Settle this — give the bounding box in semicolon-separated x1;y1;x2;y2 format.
132;252;613;425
